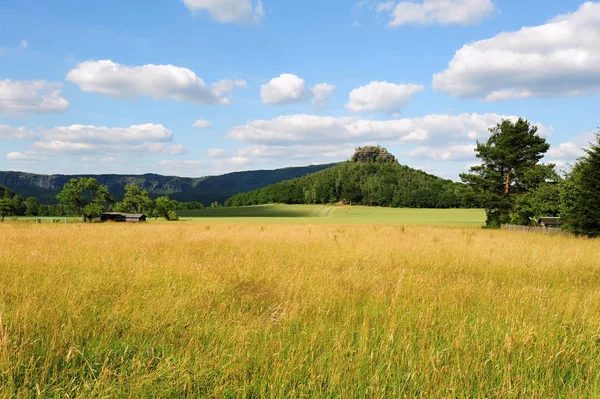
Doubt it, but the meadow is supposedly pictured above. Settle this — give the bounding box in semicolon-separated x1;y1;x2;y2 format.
177;204;486;226
1;208;600;397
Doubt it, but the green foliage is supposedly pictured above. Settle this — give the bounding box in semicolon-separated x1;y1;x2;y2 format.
153;196;179;221
56;178;114;222
561;133;600;237
114;185;154;214
460;118;552;228
511;182;562;225
226;161;466;209
23;197;40;216
0;197;15;222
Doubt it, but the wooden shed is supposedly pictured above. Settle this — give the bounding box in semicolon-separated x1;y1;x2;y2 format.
101;212;146;223
125;214;147;223
539;217;561;228
101;212;126;222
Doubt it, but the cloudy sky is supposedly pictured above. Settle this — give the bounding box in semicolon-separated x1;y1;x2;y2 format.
1;0;598;179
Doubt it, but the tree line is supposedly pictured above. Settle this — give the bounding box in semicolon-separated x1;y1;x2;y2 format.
461;118;599;237
0;180;205;222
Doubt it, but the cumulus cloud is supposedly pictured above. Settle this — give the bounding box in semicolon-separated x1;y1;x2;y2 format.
66;60;247;105
6;151;46;161
405;145;476;161
42;124;173;144
32;141;187;156
346;81;424;113
0;80;69;116
192;119;213;128
376;0;494;26
261;74;310;105
183;0;264;24
260;74;335;108
433;2;600;100
547;132;597;161
312;83;336;109
3;123;185;157
0;125;36;139
227;113;546;146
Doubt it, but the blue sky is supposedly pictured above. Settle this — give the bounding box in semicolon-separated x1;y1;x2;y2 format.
1;0;599;179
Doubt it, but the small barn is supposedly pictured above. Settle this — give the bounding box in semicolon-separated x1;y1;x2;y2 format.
125;214;147;223
539;217;561;228
101;212;147;223
101;212;126;222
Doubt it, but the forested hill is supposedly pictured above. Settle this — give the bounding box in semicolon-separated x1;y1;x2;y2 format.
226;161;469;208
0;163;338;205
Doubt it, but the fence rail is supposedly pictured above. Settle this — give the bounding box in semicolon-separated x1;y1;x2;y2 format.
501;224;569;236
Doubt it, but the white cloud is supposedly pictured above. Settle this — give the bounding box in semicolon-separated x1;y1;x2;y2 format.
0;125;36;139
379;0;494;26
82;156;125;163
261;74;311;105
42;124;173;144
4;123;186;157
227;113;545;146
66;60;247;105
346;81;424;113
19;40;28;49
183;0;264;24
261;74;336;108
547;132;596;161
6;151;46;161
433;2;600;100
0;80;69;116
192;119;213;128
32;141;187;156
207;148;231;157
406;145;476;161
312;83;336;109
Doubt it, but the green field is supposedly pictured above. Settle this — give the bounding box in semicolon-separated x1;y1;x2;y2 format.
177;205;486;226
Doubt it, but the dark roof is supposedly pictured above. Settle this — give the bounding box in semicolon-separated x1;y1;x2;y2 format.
539;217;561;225
125;214;146;218
102;212;126;215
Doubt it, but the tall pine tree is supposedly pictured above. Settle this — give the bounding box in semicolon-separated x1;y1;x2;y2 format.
561;133;600;237
461;118;552;228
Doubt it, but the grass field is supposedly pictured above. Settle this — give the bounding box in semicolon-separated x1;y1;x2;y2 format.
1;219;600;397
177;205;486;226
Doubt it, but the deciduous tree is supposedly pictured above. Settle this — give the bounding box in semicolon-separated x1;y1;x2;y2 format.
114;185;154;214
56;178;113;222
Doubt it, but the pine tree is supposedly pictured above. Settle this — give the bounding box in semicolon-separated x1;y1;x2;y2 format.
460;118;552;228
561;133;600;237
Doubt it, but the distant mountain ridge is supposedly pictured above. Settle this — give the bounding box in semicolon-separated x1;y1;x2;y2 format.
0;163;339;205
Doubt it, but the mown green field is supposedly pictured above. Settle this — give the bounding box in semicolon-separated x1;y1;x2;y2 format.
177;205;486;227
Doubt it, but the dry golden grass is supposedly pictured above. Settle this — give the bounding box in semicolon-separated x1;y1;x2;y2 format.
1;222;600;398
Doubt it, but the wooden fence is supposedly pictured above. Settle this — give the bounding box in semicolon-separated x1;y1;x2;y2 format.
501;224;569;236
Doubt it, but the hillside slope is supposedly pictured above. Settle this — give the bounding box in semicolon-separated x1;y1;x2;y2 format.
0;163;338;205
226;161;467;208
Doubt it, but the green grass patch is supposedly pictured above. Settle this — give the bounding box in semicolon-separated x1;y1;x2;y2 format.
177;205;486;227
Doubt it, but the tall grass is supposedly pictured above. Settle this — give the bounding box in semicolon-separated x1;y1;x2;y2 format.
1;223;599;397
